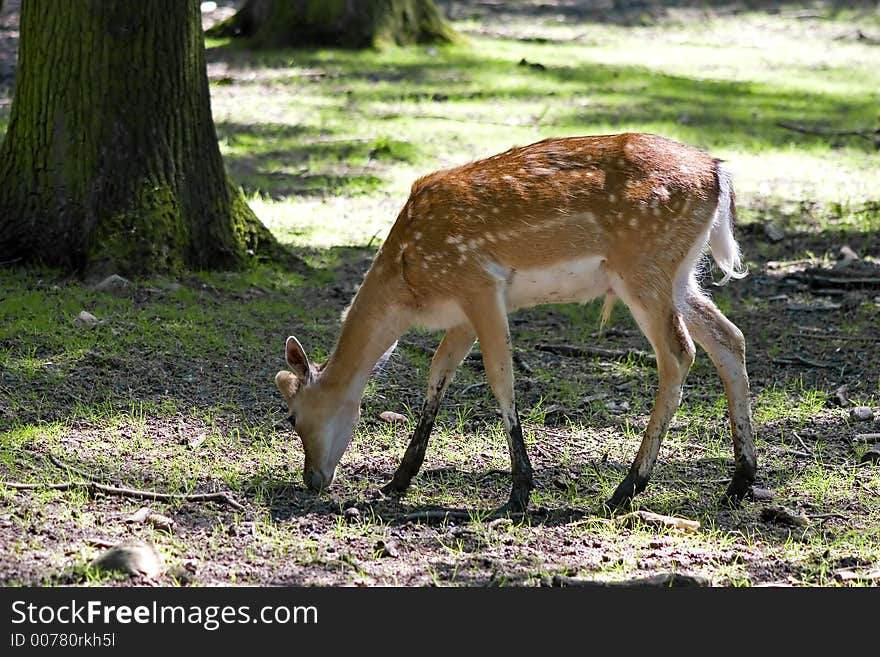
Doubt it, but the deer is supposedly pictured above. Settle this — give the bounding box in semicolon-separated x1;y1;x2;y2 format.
274;132;756;513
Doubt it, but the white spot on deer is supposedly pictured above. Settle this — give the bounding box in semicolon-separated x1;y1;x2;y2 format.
652;206;662;217
485;233;498;242
628;217;638;228
458;254;467;264
491;207;500;214
446;234;462;245
608;194;617;204
413;231;423;241
532;167;557;176
468;237;484;249
502;175;517;184
654;186;670;202
456;243;468;253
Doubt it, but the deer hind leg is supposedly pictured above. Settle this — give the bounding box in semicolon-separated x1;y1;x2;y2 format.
682;284;755;504
464;291;533;513
382;324;476;496
606;287;696;509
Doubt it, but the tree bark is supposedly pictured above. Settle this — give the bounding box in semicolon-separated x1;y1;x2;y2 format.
207;0;457;49
0;0;280;275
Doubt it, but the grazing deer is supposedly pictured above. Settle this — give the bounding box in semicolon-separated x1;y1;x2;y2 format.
275;133;755;512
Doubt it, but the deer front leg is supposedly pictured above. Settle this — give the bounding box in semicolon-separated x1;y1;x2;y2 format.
382;324;476;496
465;293;534;514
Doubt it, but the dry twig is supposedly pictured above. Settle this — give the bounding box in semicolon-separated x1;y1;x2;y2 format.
0;480;245;510
535;343;655;363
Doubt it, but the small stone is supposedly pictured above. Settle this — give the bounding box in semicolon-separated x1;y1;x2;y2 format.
833;384;850;407
374;539;399;558
89;539;165;578
859;445;880;464
851;406;874;421
124;507;152;524
92;274;133;295
488;517;513;531
763;222;785;242
145;512;175;532
604;400;630;413
343;507;361;522
379;411;407;424
760;505;809;527
834;245;859;269
74;310;99;326
749;486;776;501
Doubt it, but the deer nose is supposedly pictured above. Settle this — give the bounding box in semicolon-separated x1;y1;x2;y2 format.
304;468;332;491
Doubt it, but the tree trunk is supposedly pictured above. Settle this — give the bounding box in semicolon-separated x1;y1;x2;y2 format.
208;0;457;49
0;0;279;275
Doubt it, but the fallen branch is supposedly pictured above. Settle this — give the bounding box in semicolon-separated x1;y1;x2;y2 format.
792;431;812;453
550;573;710;588
394;508;474;524
776;121;878;143
616;510;701;533
811;512;848;521
479;468;510;480
459;382;486;396
796;332;880;344
772;354;837;369
769;444;813;459
512;351;533;374
535;343;655;363
0;480;245;510
44;451;115;484
786;271;880;289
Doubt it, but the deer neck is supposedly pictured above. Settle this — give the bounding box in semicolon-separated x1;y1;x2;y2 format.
317;274;407;399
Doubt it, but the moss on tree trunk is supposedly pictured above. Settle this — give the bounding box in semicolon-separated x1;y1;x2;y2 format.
208;0;457;49
0;0;280;275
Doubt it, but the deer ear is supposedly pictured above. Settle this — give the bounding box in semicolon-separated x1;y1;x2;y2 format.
285;336;313;383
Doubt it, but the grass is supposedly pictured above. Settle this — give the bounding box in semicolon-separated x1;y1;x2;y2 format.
1;4;879;586
204;7;880;246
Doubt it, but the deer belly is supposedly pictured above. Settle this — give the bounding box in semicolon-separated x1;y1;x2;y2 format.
505;256;608;310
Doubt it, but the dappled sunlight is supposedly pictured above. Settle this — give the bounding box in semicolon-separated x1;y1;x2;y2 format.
2;1;879;587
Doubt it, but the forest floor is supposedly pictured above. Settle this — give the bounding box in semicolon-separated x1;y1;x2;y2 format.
1;1;879;587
